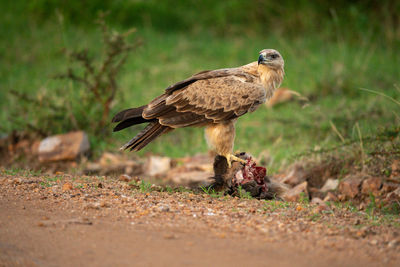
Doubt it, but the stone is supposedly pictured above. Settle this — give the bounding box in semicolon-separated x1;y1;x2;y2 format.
38;131;90;162
280;164;307;187
388;240;398;248
391;160;400;178
369;239;378;246
311;197;324;205
323;192;338;202
361;177;382;196
158;205;170;212
83;203;100;210
84;162;102;173
62;182;73;192
282;181;308;202
31;140;41;155
338;176;362;199
119;174;132;182
14;139;31;154
311;197;329;213
175;153;213;173
85;153;142;175
386;187;400;202
144;156;171;176
99;152;121;166
167;170;211;186
320;179;339;192
381;182;399;194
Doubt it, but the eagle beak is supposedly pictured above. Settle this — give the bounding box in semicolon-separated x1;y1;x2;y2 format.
258;54;265;65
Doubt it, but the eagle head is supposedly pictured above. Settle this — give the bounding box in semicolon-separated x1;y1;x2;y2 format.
258;49;284;69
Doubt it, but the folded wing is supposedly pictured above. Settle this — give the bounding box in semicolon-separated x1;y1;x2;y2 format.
143;68;266;128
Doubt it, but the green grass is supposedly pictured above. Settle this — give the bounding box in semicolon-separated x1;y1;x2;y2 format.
1;4;399;172
139;180;153;193
200;186;224;198
237;185;253;199
263;200;291;212
0;168;43;177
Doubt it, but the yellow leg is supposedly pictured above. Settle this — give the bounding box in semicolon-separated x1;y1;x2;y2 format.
223;154;247;168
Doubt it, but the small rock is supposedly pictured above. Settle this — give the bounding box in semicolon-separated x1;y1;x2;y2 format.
355;227;369;238
31;140;41;155
144;156;171;176
338;176;362;199
391;160;400;178
314;204;329;213
158;205;170;212
311;197;324;205
83;203;100;210
320;179;339;192
84;162;102;173
388;240;398;248
86;152;142;175
99;201;109;208
119;174;132;182
282;181;308;202
99;152;121;167
311;197;329;213
279;164;307;187
13;178;22;185
38;131;90;162
62;182;73;192
386;187;400;202
380;182;399;195
163;233;176;240
323;192;338;202
361;177;382;196
14;139;31;153
166;169;211;185
369;239;378;246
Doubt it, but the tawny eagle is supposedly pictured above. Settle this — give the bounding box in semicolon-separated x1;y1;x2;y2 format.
112;49;284;167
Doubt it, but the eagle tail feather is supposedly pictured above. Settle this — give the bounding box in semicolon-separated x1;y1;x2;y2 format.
112;105;146;123
112;105;154;132
120;122;170;151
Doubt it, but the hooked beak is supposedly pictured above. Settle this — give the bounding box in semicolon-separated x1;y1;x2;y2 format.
258;54;266;65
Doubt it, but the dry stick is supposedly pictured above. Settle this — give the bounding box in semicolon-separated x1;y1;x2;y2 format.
355;122;365;169
329;120;345;143
65;100;79;130
55;70;94;92
359;88;400;107
9;90;62;112
74;50;95;76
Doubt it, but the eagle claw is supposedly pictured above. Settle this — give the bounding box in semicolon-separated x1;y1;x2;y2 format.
224;154;247;168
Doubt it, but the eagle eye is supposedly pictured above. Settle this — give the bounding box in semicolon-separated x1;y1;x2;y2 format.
269;53;279;60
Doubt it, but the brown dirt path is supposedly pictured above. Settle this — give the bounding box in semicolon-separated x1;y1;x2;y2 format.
0;173;399;266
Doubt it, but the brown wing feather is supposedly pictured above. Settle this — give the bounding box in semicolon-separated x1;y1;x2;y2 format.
165;67;256;94
163;76;266;124
141;66;265;129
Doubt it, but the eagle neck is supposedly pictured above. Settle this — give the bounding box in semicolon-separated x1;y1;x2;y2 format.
257;65;284;98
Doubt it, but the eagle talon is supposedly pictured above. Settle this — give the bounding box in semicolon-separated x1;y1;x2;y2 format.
224;154;247;168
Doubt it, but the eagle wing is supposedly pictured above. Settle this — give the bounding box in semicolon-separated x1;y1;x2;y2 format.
142;67;266;128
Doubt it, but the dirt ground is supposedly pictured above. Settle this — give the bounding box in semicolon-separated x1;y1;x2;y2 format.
0;172;399;267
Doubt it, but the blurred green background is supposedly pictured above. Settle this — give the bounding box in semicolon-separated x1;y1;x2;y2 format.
1;0;399;171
